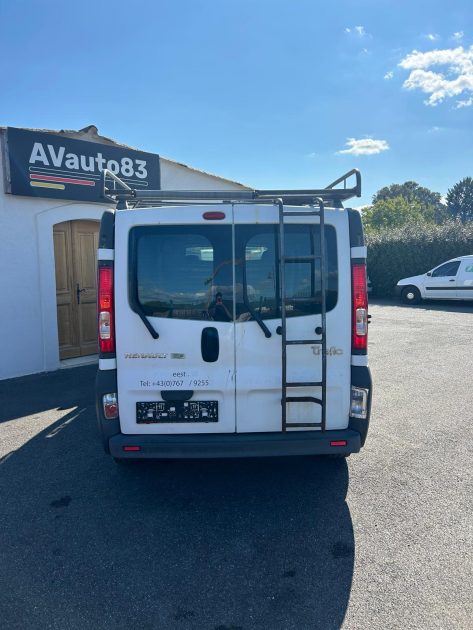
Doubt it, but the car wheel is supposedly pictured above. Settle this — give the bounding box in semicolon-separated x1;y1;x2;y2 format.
401;286;421;305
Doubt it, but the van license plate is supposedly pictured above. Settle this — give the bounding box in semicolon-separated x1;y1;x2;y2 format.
136;401;218;423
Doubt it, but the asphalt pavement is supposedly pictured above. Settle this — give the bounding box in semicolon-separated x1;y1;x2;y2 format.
0;300;472;629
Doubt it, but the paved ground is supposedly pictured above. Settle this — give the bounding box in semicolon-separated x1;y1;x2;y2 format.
0;300;472;629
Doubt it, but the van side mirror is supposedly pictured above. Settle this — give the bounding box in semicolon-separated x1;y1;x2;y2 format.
426;271;432;277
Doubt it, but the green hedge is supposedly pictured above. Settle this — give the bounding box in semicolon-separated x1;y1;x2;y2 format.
366;220;473;297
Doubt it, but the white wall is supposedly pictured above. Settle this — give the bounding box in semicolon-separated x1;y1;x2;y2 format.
0;130;250;379
160;158;249;191
0;137;108;379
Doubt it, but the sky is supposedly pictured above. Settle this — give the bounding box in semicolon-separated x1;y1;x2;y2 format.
0;0;472;206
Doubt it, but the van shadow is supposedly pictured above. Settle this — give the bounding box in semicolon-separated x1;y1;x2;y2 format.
0;370;354;630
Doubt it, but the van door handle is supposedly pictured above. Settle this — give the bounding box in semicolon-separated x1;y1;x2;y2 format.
201;327;219;362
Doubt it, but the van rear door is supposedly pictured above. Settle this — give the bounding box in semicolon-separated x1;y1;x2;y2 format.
114;206;236;435
114;202;352;437
233;205;352;433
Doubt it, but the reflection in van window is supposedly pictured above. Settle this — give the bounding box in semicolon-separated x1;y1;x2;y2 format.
236;224;338;320
130;225;233;321
130;224;337;322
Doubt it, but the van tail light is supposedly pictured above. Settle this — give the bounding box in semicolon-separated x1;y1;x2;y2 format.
98;265;115;353
352;263;368;351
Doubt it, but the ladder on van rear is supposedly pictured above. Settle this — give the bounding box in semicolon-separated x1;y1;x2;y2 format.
279;200;326;431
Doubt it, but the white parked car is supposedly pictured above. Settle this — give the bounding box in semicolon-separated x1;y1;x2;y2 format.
396;255;473;304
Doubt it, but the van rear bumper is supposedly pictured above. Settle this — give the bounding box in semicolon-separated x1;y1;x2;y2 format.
109;429;361;459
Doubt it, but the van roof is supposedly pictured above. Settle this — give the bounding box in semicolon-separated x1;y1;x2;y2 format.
103;169;362;209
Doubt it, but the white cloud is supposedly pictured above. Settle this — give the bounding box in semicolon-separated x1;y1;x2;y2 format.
428;126;442;133
457;96;473;108
345;25;368;37
337;138;390;156
399;45;473;107
306;152;318;159
452;31;464;41
384;70;394;80
425;33;438;41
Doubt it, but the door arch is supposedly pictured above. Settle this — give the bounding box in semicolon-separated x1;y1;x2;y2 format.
54;220;100;359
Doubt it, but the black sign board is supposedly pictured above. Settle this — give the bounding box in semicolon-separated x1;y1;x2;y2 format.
5;127;160;202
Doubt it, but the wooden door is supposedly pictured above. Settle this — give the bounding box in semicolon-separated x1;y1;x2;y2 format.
54;220;99;360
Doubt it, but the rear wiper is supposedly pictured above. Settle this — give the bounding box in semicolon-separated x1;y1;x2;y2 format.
133;305;159;339
243;296;271;338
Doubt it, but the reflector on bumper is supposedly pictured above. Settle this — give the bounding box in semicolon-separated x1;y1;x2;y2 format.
350;386;368;419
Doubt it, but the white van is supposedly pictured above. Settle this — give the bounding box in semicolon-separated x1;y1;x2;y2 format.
396;255;473;304
95;169;372;462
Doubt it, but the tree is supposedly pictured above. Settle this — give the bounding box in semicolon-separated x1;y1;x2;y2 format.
362;197;426;231
372;181;446;223
446;177;473;223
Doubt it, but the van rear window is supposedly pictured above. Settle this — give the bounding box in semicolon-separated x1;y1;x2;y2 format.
236;224;337;320
129;224;337;321
130;226;232;321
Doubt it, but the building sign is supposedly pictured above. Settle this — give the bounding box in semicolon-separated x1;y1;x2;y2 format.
4;127;160;202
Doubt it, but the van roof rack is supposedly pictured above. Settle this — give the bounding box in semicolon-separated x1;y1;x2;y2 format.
101;168;361;209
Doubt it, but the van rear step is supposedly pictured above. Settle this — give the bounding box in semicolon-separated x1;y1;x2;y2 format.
109;430;361;459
